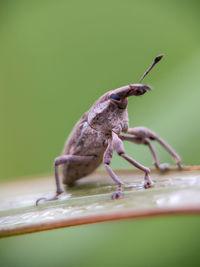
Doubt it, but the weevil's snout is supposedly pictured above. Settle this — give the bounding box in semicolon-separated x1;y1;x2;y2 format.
133;84;152;96
112;84;152;99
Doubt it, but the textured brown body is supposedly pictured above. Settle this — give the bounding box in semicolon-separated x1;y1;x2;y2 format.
61;116;107;185
61;91;129;185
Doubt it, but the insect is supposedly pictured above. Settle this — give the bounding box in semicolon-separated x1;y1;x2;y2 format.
36;55;182;205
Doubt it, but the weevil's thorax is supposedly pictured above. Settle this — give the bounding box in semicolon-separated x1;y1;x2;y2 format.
87;93;129;134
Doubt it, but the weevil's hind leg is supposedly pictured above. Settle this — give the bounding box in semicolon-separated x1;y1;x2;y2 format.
112;132;153;189
119;135;168;171
145;139;169;171
103;139;124;199
126;127;182;169
36;155;94;206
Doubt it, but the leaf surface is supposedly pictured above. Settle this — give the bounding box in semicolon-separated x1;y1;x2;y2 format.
0;166;200;238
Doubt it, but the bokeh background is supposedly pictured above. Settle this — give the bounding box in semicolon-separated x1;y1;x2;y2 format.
0;0;200;266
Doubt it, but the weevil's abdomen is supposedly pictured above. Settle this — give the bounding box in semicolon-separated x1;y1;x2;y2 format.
61;115;109;185
61;156;103;186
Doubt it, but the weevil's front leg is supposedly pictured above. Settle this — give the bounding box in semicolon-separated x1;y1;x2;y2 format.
112;132;153;189
103;139;124;199
36;155;94;205
126;127;182;169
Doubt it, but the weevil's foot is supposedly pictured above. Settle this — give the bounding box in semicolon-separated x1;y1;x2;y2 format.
143;172;154;189
154;162;169;171
111;191;123;200
143;181;154;189
35;192;62;206
143;176;154;189
36;197;47;206
36;196;58;206
177;162;183;170
158;163;170;171
111;185;123;200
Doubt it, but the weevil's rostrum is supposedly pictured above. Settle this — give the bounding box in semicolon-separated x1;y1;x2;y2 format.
36;55;182;205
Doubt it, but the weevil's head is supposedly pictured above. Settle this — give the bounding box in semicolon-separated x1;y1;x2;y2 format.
108;83;151;110
87;84;151;134
87;54;163;134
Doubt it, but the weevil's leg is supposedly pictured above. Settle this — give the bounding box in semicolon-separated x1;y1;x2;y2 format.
113;132;153;189
144;138;162;169
103;139;124;200
126;127;182;169
36;155;94;205
119;135;166;170
144;139;170;170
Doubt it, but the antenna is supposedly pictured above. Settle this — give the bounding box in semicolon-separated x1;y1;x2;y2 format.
139;54;164;83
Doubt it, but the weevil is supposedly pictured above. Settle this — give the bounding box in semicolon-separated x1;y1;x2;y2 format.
36;55;182;205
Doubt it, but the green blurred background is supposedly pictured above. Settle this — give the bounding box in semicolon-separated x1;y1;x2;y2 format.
0;0;200;266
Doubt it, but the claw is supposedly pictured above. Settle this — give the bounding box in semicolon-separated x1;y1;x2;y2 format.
35;194;60;206
143;173;154;189
35;197;47;206
111;191;123;200
159;163;170;171
177;162;183;169
143;181;154;189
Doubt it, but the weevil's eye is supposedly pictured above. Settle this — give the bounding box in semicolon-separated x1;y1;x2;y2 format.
109;93;120;101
